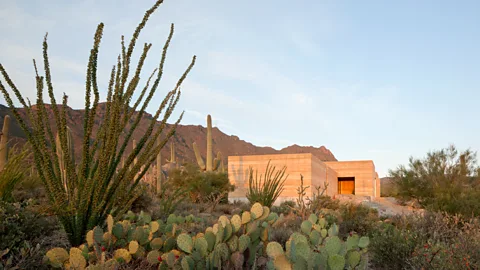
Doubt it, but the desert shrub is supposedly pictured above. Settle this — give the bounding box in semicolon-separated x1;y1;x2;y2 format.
246;160;288;207
389;145;480;217
0;200;57;252
214;203;234;215
13;170;46;203
0;147;29;202
129;183;155;213
157;179;189;219
271;200;296;215
309;194;341;211
338;202;380;238
169;163;233;204
370;222;419;269
370;211;480;269
269;225;296;247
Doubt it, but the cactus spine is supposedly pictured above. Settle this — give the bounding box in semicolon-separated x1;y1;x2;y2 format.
0;115;10;171
193;114;224;172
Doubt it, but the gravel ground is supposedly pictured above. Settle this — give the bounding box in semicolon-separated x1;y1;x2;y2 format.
336;194;424;217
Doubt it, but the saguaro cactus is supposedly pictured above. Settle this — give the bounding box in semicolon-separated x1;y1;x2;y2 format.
0;115;10;171
206;115;213;171
193;114;224;172
193;142;206;170
166;141;176;164
167;141;178;168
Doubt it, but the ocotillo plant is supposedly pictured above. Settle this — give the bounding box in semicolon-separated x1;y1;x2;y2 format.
55;127;74;194
0;0;196;245
0;115;10;171
193;114;224;172
156;137;162;193
246;160;288;208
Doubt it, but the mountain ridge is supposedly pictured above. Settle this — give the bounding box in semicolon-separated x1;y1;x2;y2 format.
0;103;337;164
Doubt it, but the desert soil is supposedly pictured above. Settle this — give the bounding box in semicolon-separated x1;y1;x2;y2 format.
335;194;424;217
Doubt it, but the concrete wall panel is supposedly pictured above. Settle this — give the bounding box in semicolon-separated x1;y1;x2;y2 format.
229;155;378;204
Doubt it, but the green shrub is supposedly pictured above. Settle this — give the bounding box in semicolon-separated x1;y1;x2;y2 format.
169;163;233;204
370;212;480;269
0;147;29;202
389;144;480;217
271;200;296;215
246;160;288;208
157;179;189;218
309;194;341;211
0;200;57;251
370;222;419;269
338;202;379;238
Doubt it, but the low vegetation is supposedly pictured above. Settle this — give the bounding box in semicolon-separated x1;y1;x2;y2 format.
389;144;480;217
246;160;288;208
42;202;371;269
0;0;478;269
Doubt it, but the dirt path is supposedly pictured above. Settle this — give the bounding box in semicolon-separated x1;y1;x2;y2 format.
336;195;424;217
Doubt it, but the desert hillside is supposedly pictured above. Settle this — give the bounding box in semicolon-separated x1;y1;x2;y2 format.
0;103;337;164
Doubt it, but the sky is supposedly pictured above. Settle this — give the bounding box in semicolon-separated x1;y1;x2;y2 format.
0;0;479;177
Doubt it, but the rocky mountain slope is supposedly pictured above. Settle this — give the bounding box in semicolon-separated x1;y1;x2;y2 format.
0;103;337;164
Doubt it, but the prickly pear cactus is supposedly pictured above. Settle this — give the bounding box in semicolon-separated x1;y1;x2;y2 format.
45;248;69;268
177;233;193;253
328;254;346;270
44;202;369;269
250;203;263;219
266;242;284;259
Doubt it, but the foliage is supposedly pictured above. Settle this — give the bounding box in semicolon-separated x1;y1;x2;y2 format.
370;211;480;269
1;241;47;270
44;202;371;269
0;0;196;246
271;200;296;215
0;200;57;252
246;160;288;208
168;163;233;204
337;202;379;238
157;178;190;219
0;147;29;202
389;144;480;216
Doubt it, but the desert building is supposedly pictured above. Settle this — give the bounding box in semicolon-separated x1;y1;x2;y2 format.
227;153;381;205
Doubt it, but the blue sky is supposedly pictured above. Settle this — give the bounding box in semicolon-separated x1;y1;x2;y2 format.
1;0;479;177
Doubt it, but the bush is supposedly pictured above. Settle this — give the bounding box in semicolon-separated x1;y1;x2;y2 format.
0;147;29;202
169;163;233;204
338;202;379;238
370;221;419;269
0;200;58;252
370;211;480;269
271;200;296;215
389;145;480;217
